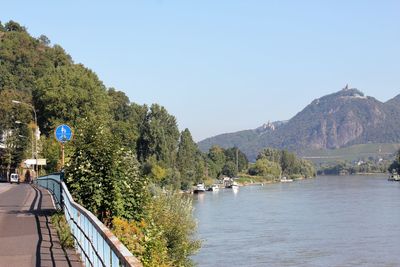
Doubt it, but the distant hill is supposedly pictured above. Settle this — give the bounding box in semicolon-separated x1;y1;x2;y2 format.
198;87;400;161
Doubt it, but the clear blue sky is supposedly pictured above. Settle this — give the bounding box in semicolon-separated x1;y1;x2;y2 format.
2;1;399;141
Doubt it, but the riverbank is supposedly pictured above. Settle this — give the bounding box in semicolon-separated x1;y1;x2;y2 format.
235;174;312;187
318;172;387;176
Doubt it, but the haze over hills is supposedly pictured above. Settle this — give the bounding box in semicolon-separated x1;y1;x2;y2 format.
198;86;400;161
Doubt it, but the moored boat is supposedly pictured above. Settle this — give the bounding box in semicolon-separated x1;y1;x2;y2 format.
280;177;294;183
194;183;206;194
229;181;239;189
207;184;220;192
388;172;400;182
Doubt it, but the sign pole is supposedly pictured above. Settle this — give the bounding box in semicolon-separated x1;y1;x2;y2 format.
61;143;65;170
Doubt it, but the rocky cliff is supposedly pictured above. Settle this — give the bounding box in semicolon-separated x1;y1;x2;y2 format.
198;87;400;160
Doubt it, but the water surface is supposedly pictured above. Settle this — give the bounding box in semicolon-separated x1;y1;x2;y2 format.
192;176;400;267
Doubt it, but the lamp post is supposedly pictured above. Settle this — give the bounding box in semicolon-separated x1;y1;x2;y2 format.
12;100;39;179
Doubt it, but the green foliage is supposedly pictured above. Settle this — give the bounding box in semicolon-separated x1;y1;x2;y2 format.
207;146;226;177
40;137;60;173
51;212;74;249
389;150;400;173
34;64;110;133
249;158;281;177
147;187;201;267
65;117;148;222
113;187;201;267
176;129;205;188
222;161;237;177
224;147;248;172
206;145;248;179
108;89;147;152
253;148;315;178
319;157;391;175
112;217;171;267
5;21;26;32
0;20;200;266
137;104;180;166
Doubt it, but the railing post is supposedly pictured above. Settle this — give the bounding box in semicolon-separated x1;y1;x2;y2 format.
60;172;64;208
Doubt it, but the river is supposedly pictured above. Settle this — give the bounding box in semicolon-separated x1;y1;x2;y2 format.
192;175;400;267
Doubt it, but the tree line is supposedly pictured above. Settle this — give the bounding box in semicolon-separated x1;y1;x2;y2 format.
0;20;203;266
248;148;316;179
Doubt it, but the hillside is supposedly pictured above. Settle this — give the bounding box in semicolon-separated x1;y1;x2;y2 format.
199;87;400;161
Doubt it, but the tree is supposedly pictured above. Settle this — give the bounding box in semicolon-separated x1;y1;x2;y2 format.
222;161;237;177
108;89;144;152
207;146;226;178
137;104;180;167
40;137;60;173
253;148;315;178
5;21;26;32
257;148;281;163
34;64;110;133
147;188;201;267
224;147;249;172
389;150;400;173
248;158;281;177
176;129;200;188
65;117;148;223
0;89;32;174
38;35;50;46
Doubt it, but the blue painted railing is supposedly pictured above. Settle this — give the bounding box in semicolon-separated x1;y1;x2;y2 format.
36;173;142;267
35;173;63;209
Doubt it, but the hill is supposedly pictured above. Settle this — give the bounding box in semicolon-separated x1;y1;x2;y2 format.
199;86;400;161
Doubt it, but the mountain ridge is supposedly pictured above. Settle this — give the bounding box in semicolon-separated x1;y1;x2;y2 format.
198;87;400;161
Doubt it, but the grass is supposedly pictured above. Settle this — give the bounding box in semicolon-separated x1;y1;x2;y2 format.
236;173;278;185
51;212;75;249
301;143;400;164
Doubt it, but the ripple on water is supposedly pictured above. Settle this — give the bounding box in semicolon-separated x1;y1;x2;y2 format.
192;176;400;267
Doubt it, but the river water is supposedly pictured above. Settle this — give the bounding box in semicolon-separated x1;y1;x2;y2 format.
192;175;400;267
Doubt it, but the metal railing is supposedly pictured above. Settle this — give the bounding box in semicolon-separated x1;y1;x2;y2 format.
35;173;63;209
36;174;142;267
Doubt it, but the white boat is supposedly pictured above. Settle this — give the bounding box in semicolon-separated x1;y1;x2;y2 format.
230;181;239;189
194;183;206;194
280;177;293;183
207;184;220;192
388;173;400;182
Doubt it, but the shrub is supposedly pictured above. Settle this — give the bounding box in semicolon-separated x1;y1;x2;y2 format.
51;212;74;249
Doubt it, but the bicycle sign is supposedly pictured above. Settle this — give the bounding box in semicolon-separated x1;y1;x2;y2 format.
55;124;73;143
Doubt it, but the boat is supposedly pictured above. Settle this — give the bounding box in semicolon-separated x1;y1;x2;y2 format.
388;171;400;182
280;177;293;183
207;184;220;192
194;183;206;194
227;181;239;190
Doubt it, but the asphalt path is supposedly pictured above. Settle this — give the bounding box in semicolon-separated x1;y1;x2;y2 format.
0;183;81;267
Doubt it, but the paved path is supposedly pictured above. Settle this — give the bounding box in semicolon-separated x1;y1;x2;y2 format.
0;183;81;267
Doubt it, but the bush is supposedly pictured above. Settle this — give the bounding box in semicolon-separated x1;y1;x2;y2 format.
113;187;201;267
148;187;201;267
51;212;74;249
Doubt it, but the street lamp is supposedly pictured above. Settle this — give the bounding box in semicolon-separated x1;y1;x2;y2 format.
12;100;39;179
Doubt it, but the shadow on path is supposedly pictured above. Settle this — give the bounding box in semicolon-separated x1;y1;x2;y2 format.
0;183;81;267
30;185;81;267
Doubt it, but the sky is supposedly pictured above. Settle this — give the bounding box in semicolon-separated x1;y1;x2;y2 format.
1;1;399;141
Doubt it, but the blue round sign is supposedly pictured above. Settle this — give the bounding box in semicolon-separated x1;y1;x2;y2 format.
55;124;73;143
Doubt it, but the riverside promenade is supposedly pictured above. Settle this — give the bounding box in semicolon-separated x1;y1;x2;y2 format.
0;182;81;267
